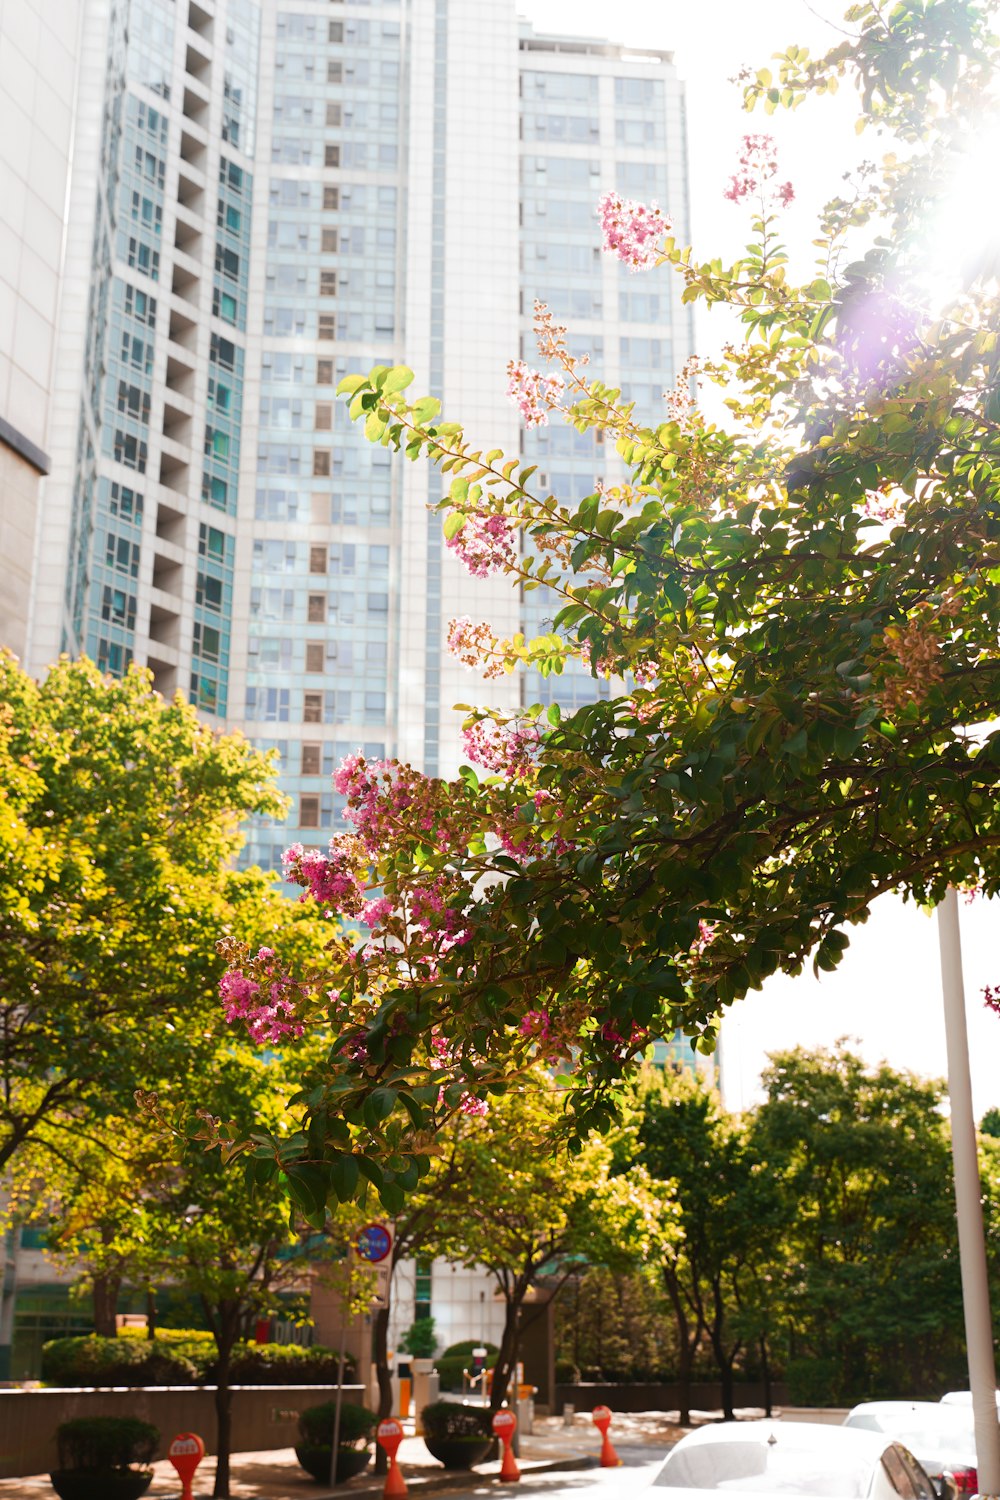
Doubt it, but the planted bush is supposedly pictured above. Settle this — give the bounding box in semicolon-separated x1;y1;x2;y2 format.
435;1340;497;1392
420;1401;492;1471
51;1416;158;1500
41;1337;197;1388
295;1400;376;1484
41;1334;355;1387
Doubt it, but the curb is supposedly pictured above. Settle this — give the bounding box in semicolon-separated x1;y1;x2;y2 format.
296;1454;599;1500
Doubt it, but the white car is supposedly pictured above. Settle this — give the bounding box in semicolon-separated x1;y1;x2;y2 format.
651;1420;937;1500
940;1390;1000;1410
844;1401;978;1497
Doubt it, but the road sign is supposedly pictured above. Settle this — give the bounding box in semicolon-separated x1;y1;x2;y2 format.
356;1221;393;1263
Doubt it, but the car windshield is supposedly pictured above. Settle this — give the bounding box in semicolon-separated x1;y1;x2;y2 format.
654;1439;874;1497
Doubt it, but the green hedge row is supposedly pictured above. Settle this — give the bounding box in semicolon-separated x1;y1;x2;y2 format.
41;1334;357;1388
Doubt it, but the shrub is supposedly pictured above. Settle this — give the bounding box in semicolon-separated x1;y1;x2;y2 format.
420;1401;491;1442
434;1341;497;1392
41;1335;355;1388
42;1337;197;1388
55;1417;159;1471
298;1401;376;1450
400;1317;437;1358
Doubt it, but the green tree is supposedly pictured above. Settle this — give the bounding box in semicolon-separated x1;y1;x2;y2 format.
0;652;298;1174
753;1044;963;1402
421;1068;672;1412
215;0;1000;1190
623;1069;784;1422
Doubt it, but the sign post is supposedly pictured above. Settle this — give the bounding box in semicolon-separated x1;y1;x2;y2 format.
492;1408;520;1483
167;1432;205;1500
592;1405;621;1467
377;1416;407;1498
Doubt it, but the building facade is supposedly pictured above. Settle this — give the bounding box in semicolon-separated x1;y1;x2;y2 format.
8;0;694;1370
0;0;84;662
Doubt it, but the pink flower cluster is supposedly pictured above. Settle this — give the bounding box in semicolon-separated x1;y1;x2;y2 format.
520;1008;552;1041
410;876;473;946
862;488;904;524
447;616;506;679
282;837;367;917
985;985;1000;1016
360;895;394;929
430;1032;489;1117
600;1019;650;1062
220;947;304;1045
724;134;794;207
461;719;541;777
505;359;565;428
598;191;670;271
445;511;517;578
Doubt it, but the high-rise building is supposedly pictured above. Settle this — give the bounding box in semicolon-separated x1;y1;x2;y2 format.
0;0;83;662
22;0;692;874
8;0;694;1376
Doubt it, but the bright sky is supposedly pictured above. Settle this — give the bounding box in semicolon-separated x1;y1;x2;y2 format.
515;0;1000;1116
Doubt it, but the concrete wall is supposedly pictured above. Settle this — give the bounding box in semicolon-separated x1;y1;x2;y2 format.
0;1382;364;1479
553;1381;791;1416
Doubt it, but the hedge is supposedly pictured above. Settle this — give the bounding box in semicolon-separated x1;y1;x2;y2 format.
41;1334;357;1388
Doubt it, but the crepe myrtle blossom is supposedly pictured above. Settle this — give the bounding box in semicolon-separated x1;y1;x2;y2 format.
446;616;507;679
430;1032;489;1117
220;947;304;1045
985;985;1000;1015
598;191;671;270
505;358;565;427
282;836;367;917
445;510;517;578
724;134;794;207
461;718;541;776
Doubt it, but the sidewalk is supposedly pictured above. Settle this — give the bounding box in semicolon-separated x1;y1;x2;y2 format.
0;1413;666;1500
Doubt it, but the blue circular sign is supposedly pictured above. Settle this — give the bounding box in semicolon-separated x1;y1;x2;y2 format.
356;1223;392;1263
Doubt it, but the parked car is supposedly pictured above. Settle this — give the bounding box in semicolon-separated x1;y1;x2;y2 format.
844;1401;978;1497
652;1419;937;1500
940;1390;1000;1410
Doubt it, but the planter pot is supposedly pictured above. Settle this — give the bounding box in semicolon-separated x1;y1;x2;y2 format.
412;1358;436;1374
294;1444;372;1483
423;1436;492;1470
50;1471;153;1500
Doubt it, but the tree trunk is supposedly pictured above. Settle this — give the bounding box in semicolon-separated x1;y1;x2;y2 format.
210;1304;240;1500
489;1294;521;1414
759;1334;773;1419
92;1272;121;1338
146;1289;157;1341
708;1281;738;1422
664;1269;701;1427
373;1304;392;1475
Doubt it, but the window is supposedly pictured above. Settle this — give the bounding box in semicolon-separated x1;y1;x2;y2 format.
301;743;321;775
317;359;333;384
320;270;337;296
308;594;326;623
324;144;340;168
329;20;343;41
327;60;342;84
309;545;327;573
325;103;341;127
306;642;325;672
303;692;322;723
318;314;336;340
321;227;338;253
315;403;332;431
299;795;320;828
313;450;331;476
323;185;339;210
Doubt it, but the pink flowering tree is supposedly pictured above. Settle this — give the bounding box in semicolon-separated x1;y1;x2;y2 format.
217;1;1000;1208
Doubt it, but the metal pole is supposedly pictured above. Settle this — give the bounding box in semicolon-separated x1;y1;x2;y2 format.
938;887;1000;1495
329;1326;347;1488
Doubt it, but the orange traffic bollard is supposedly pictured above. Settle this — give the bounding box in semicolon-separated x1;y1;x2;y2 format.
168;1432;205;1500
377;1417;408;1498
592;1405;621;1467
493;1408;520;1482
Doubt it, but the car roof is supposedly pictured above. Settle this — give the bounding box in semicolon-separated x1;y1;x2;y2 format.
674;1422;896;1458
848;1403;948;1417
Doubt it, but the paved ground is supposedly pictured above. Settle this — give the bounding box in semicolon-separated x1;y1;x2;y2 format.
0;1411;687;1498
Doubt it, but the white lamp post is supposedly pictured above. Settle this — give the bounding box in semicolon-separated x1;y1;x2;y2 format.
938;887;1000;1495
